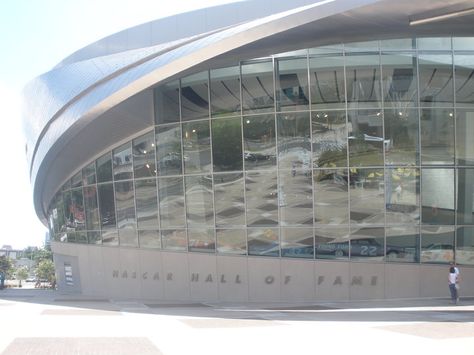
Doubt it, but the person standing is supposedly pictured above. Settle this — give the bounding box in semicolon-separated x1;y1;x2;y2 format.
448;266;459;304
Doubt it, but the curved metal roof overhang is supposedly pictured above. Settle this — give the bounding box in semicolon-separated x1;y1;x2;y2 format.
29;0;474;224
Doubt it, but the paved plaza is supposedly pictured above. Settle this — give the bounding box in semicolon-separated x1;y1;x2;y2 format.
0;288;473;355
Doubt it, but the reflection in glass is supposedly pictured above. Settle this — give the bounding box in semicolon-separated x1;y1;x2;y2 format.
417;37;452;50
242;60;274;113
135;179;158;229
156;124;182;176
421;226;455;264
276;57;309;111
154;80;180;124
188;228;215;253
84;186;99;231
87;231;101;244
346;54;381;109
98;183;116;231
382;53;417;107
277;112;311;170
96;152;112;183
138;230;161;249
455;55;474;105
385;168;420;224
281;228;313;258
161;229;186;251
380;39;415;50
279;170;313;226
457;169;474;225
246;171;278;226
386;226;419;263
181;71;209;121
185;175;214;226
456;109;474;165
182;120;211;173
83;162;96;185
350;226;385;261
158;177;185;228
420;109;454;165
214;173;245;227
384;109;419;165
344;41;380;52
456;227;474;265
350;168;384;224
212;117;243;172
71;188;85;230
418;54;453;107
115;180;137;247
63;191;72;230
210;66;240;117
102;230;118;246
314;169;349;224
133;132;156;178
421;168;454;225
113;143;133;181
348;110;384;166
247;228;279;256
71;171;82;188
315;226;349;259
309;55;345;110
243;115;276;170
312;111;347;167
216;229;246;255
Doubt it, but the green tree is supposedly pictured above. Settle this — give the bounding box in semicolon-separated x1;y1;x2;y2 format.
15;267;29;288
35;259;55;284
0;255;14;279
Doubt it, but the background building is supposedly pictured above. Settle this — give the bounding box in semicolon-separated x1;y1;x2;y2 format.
23;0;474;301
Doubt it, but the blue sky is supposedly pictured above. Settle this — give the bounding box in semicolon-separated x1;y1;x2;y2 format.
0;0;237;249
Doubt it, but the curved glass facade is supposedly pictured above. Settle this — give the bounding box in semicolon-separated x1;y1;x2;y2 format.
47;38;474;265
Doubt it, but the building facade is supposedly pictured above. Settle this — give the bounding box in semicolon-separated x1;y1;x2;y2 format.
24;0;474;301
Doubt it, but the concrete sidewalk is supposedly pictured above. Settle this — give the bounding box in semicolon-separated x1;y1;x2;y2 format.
1;288;473;355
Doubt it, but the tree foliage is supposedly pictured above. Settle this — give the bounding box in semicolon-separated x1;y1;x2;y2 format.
35;259;55;283
0;255;14;278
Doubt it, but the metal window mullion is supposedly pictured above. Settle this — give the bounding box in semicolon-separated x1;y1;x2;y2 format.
307;49;316;259
452;37;458;259
239;61;249;256
272;56;282;258
415;37;423;264
343;43;352;259
207;69;217;254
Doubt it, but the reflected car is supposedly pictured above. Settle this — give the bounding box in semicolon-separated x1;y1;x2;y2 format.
421;243;454;263
316;238;404;259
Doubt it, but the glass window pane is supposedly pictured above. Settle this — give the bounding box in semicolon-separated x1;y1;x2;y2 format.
214;173;245;227
346;54;381;109
315;226;349;259
350;226;385;261
386;226;419;263
386;168;420;225
276;57;309;111
456;226;474;265
185;175;214;226
133;132;156;178
87;231;101;245
71;171;82;188
457;168;474;225
453;37;474;51
456;109;474;165
418;54;453;107
350;168;385;224
182;120;212;174
247;228;279;257
421;226;455;263
84;186;100;231
242;60;274;113
115;180;137;247
188;228;215;253
212;117;243;172
421;168;454;225
308;45;343;55
277;112;311;170
281;227;314;258
161;229;186;251
102;230;118;246
156;124;182;176
309;55;345;110
71;188;85;231
344;40;380;52
135;178;159;229
384;108;419;165
158;177;185;228
83;162;96;185
113;143;133;181
246;171;278;226
243;114;276;171
210;66;240;117
96;152;112;183
138;230;161;249
181;71;209;121
216;229;246;255
98;183;116;231
454;54;474;105
348;110;384;166
380;39;415;51
417;38;452;51
382;53;417;107
420;109;454;165
314;169;349;225
279;170;313;226
154;80;180;124
312;110;347;168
